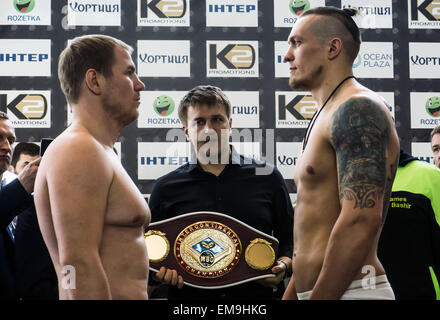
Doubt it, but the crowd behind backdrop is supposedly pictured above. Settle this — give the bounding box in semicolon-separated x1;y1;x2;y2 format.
1;0;439;201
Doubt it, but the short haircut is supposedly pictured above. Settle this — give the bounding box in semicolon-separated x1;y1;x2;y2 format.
11;142;40;168
58;34;133;104
0;111;8;120
301;6;361;63
431;125;440;141
178;85;231;126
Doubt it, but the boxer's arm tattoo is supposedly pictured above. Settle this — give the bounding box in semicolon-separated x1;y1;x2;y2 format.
330;97;391;213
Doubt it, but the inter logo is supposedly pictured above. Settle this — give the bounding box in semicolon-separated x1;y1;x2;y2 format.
207;41;258;78
14;0;35;14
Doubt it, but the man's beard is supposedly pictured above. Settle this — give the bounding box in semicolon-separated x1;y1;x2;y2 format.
102;96;138;127
288;65;323;91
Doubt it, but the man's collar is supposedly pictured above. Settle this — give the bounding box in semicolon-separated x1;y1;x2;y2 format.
185;145;243;173
0;170;17;188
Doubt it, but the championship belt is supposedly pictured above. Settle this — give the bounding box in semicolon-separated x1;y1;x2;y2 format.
144;211;279;289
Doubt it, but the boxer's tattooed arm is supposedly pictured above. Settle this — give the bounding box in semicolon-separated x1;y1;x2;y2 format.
330;97;391;213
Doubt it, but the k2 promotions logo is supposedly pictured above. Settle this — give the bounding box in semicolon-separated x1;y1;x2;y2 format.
408;0;440;28
0;91;50;128
206;41;259;78
138;0;190;27
0;0;51;25
275;91;317;128
274;0;325;28
410;92;440;129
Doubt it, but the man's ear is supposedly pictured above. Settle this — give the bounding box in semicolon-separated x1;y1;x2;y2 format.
328;38;343;60
84;69;102;96
183;126;189;141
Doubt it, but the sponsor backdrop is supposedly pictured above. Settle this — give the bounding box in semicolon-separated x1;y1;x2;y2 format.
1;0;439;198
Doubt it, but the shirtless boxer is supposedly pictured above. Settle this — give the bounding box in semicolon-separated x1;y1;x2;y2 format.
281;7;399;300
34;35;150;299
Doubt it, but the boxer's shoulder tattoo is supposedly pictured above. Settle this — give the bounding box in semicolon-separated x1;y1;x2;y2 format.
330;97;391;211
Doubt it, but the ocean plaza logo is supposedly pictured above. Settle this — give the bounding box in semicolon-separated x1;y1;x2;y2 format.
274;0;325;28
206;0;258;27
138;0;190;27
0;0;51;25
0;91;50;128
408;0;440;28
206;41;259;78
275;92;318;128
410;92;440;128
352;42;393;78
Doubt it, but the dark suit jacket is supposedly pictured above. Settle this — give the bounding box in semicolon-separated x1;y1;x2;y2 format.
14;204;58;300
0;178;33;299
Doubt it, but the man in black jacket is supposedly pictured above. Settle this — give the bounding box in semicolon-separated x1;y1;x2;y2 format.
378;149;440;299
0;112;40;299
10;142;58;300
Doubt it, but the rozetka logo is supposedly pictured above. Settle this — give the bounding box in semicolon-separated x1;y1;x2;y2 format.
153;95;175;117
13;0;35;13
289;0;310;16
426;96;440;118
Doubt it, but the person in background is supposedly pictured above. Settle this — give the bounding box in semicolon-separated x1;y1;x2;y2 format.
149;85;294;300
11;142;58;300
431;125;440;169
0;112;40;298
379;149;440;299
